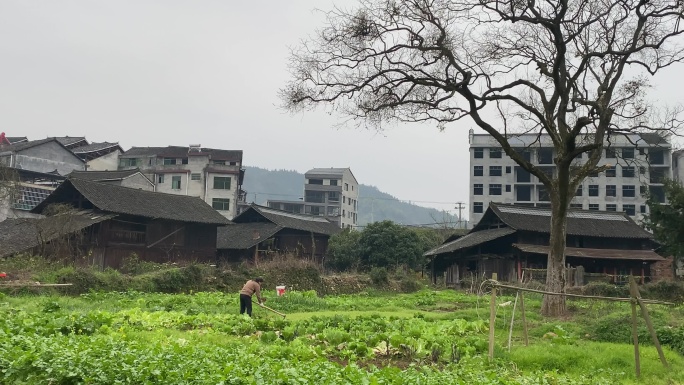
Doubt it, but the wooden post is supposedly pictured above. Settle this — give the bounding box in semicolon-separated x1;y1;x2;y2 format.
508;290;519;352
629;276;668;368
488;273;498;360
519;289;529;346
628;276;641;378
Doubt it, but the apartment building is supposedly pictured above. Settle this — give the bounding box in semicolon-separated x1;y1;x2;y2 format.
118;145;245;219
267;167;360;229
468;130;672;226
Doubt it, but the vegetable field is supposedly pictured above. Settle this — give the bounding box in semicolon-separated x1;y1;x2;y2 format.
1;290;683;384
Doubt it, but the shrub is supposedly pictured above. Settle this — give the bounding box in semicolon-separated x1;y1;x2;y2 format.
369;267;389;285
641;280;684;304
580;282;629;298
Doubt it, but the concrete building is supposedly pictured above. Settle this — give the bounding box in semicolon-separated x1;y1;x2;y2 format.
0;138;84;221
118;145;245;219
673;150;684;184
53;137;123;171
468;130;672;226
68;169;154;191
267;167;360;229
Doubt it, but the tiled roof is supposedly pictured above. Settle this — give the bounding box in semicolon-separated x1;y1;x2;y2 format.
0;138;58;153
216;222;281;249
638;133;669;145
235;204;342;235
7;137;27;144
0;211;115;257
33;178;230;225
513;244;665;261
424;227;516;256
68;169;143;182
72;142;122;154
305;168;348;176
480;203;653;239
122;146;242;161
54;136;87;147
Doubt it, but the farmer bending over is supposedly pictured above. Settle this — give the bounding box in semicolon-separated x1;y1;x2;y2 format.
239;277;264;317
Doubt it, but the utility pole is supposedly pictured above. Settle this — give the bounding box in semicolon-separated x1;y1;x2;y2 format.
455;202;465;229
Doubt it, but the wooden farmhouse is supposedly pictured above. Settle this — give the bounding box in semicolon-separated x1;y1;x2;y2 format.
425;203;668;286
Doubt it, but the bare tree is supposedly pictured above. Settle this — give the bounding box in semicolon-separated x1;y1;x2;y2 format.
281;0;684;316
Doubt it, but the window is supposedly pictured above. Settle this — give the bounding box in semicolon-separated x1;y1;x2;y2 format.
538;186;550;201
589;185;599;196
213;176;231;190
640;205;647;214
606;148;617;158
514;148;532;161
473;202;484;213
489;166;502;176
229;161;237;166
489;184;502;195
575;185;583;196
649;167;666;184
171;176;181;190
191;173;201;181
622;185;636;198
606;204;617;212
343;196;346;203
570;203;583;209
623;148;635;159
352;185;354;191
649;149;665;165
212;198;230;211
163;158;177;165
474;166;484;176
589;204;599;211
308;179;323;185
327;206;340;216
119;158;140;167
212;160;226;165
330;179;338;186
505;185;511;192
474;148;484;158
181;158;188;165
489;148;502;158
622;166;635;178
306;191;326;203
328;191;340;202
639;148;646;156
157;175;164;183
606;166;616;177
516;185;532;201
505;166;511;174
606;185;616;197
640;185;647;196
588;169;599;177
538;148;553;164
623;204;636;216
474;184;483;195
345;183;349;191
515;166;531;182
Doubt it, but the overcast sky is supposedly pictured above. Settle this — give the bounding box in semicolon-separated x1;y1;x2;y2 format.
1;1;682;218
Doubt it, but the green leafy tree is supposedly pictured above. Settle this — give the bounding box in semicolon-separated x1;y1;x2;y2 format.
645;180;684;261
326;229;363;272
358;221;424;270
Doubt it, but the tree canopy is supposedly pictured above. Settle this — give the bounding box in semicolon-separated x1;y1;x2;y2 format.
645;179;684;260
282;0;684;316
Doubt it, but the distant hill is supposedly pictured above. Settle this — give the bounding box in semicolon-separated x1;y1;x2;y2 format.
241;166;459;227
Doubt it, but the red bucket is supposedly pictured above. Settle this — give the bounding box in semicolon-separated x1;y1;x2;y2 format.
276;285;286;296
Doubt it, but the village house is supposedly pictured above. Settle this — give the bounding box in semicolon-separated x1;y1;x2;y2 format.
68;169;154;191
425;203;669;286
217;204;341;264
1;177;233;269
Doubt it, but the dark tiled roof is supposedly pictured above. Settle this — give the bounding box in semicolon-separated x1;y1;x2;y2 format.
216;222;280;249
424;228;516;256
638;133;669;145
479;204;653;239
54;136;87;147
7;137;27;144
72;142;122;154
122;146;242;161
33;178;230;225
0;211;115;257
68;169;144;182
234;204;342;235
0;138;58;153
513;244;664;262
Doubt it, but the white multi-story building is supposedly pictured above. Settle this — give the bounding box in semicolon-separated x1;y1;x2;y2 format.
267;167;360;229
118;145;244;219
468;130;672;226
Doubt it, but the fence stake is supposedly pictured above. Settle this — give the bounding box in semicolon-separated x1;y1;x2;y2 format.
628;276;641;378
488;273;498;360
507;289;519;352
629;276;668;368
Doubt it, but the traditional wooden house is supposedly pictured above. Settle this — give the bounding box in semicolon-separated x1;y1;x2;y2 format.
425;203;665;286
217;204;341;263
18;178;231;268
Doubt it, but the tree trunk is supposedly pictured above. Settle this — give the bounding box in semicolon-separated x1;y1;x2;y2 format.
542;166;571;316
